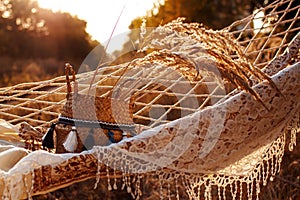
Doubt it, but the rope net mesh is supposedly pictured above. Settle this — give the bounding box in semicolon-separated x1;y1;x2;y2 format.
227;0;300;67
0;0;299;199
0;0;298;130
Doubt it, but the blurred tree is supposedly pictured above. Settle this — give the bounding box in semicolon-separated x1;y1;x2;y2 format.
0;0;40;31
116;0;259;62
128;0;279;32
0;0;101;62
0;0;106;86
115;0;298;64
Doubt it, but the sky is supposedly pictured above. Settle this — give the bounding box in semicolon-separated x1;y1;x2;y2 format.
37;0;161;52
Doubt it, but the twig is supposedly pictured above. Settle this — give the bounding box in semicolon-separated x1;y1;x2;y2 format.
88;4;126;95
272;175;300;189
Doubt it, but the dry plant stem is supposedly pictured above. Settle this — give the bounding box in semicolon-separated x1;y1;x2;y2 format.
272;175;300;189
87;5;126;95
141;18;278;108
218;32;300;105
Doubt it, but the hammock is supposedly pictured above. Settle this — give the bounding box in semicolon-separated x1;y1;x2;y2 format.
0;0;299;199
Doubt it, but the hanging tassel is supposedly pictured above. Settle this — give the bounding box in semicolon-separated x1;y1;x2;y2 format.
42;123;56;148
107;130;124;143
84;128;95;150
107;130;116;143
63;126;78;152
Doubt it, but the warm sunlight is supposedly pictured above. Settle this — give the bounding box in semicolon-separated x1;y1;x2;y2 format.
37;0;160;51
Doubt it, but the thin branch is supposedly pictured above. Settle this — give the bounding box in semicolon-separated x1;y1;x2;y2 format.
272;175;300;189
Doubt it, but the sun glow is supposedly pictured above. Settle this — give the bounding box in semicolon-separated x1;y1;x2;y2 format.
37;0;159;52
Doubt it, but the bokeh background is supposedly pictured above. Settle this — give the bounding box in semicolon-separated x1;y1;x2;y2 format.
2;0;297;87
0;0;299;199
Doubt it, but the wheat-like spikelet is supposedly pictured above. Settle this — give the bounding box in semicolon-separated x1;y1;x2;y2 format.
137;18;280;108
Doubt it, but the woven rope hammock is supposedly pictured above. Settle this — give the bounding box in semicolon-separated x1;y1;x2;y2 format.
0;0;299;199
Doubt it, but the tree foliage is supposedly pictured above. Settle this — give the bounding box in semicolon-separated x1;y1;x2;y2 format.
128;0;277;31
0;0;99;61
115;0;298;64
0;0;104;86
115;0;262;62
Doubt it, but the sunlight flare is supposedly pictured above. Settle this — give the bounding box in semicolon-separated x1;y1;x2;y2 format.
37;0;160;49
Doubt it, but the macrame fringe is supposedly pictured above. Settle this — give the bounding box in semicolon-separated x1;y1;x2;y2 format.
92;120;299;200
286;111;299;151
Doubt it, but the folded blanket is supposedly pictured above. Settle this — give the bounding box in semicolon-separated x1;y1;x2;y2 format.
0;147;29;172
